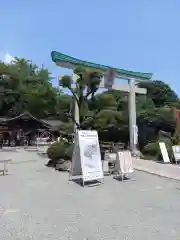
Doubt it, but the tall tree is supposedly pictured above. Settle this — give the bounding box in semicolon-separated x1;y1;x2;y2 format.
59;67;103;128
0;58;59;118
138;80;178;107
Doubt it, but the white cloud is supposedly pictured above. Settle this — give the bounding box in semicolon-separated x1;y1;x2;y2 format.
3;53;15;64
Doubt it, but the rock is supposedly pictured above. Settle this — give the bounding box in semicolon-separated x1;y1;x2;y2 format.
55;160;71;171
132;150;144;158
159;130;171;138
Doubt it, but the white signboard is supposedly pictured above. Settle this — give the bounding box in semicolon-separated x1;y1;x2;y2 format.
159;142;170;163
172;145;180;164
115;151;134;175
70;130;104;185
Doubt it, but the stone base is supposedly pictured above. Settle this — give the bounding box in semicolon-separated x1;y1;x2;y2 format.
132;150;144;158
55;160;71;171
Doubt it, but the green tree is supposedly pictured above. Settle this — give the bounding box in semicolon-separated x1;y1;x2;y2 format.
1;56;179;155
59;67;103;128
138;80;178;107
137;106;175;150
0;58;59;118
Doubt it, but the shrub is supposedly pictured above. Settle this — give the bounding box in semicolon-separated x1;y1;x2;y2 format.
172;131;180;145
46;140;74;165
142;142;159;156
142;137;173;161
47;141;67;165
65;143;74;160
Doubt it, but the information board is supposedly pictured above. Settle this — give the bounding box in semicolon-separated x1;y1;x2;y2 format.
115;151;134;175
172;145;180;164
159;142;170;163
70;130;104;185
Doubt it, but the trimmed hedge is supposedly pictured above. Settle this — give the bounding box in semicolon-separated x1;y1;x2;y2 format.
142;137;173;161
47;140;74;166
142;142;158;156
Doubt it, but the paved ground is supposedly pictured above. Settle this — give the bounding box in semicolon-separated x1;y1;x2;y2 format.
134;158;180;180
0;149;180;239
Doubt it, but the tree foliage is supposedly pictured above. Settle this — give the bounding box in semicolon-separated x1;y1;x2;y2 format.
59;67;103;128
0;58;59;118
138;80;178;107
0;57;179;151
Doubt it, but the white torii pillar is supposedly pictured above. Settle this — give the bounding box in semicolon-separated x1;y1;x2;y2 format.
103;76;146;153
128;78;137;153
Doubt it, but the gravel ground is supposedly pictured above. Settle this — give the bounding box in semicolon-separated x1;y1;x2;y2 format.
0;149;180;239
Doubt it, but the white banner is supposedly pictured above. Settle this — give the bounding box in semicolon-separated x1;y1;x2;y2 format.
78;130;103;182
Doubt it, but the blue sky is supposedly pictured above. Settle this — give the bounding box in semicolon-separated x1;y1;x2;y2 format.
0;1;180;94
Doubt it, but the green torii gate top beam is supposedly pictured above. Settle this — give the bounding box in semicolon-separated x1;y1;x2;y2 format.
51;51;153;81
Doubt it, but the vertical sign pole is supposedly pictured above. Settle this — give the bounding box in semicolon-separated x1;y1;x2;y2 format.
128;78;137;154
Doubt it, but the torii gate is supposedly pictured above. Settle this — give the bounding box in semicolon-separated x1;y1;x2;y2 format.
51;51;153;153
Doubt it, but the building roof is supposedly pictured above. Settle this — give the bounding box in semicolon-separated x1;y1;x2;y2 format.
0;112;65;132
41;119;63;128
0;112;51;128
51;51;153;80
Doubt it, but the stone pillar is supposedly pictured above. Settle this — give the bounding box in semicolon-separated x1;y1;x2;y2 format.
128;78;137;153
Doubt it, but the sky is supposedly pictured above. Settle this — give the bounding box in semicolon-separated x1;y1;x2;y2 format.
1;1;180;94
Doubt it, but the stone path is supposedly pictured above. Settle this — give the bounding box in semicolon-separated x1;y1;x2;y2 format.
134;158;180;181
0;150;180;239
